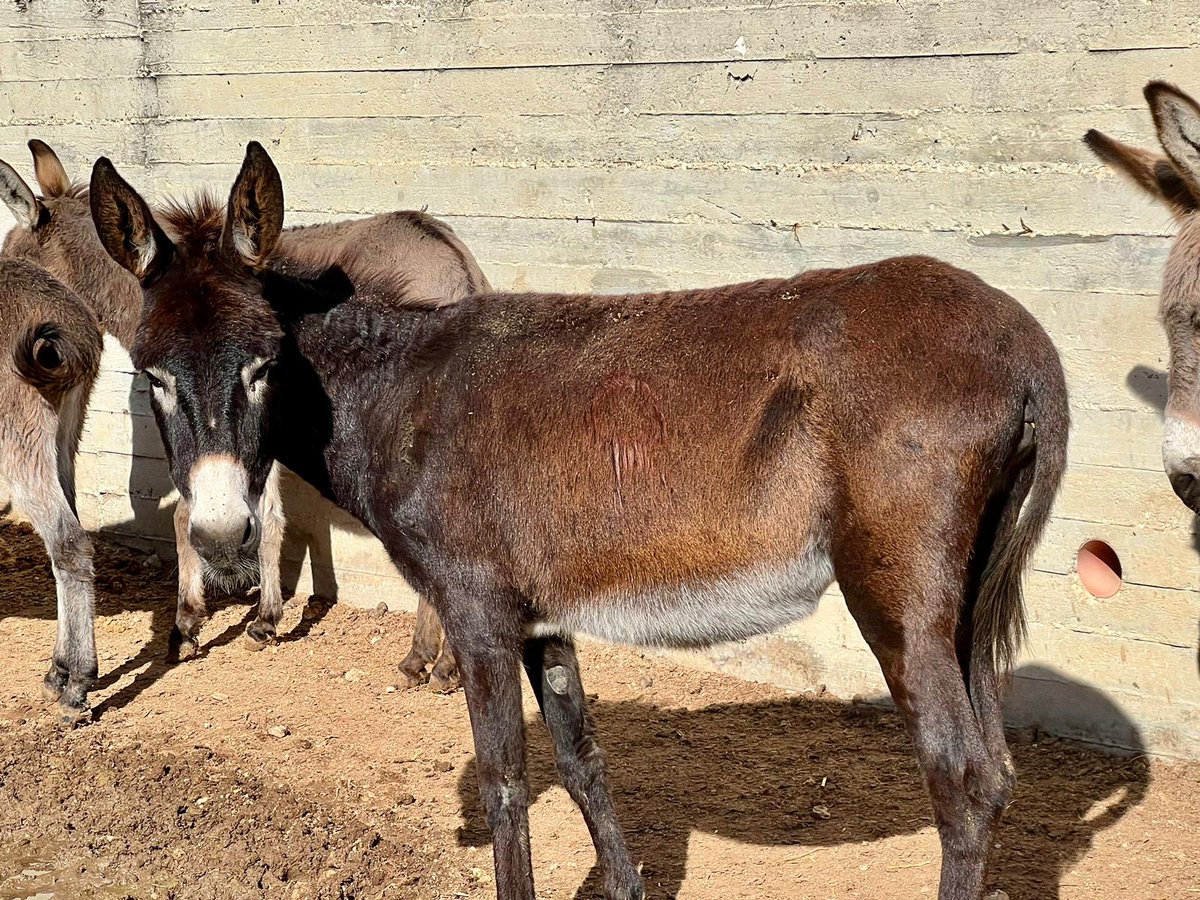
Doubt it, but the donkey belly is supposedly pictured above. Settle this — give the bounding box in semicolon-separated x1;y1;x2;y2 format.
527;544;834;649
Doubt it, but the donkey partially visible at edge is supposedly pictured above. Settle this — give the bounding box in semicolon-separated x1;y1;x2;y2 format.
0;141;473;691
90;144;1068;900
1086;81;1200;516
0;258;102;723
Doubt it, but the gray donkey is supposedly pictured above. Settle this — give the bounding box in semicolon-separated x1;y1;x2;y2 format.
0;256;102;722
1;141;476;691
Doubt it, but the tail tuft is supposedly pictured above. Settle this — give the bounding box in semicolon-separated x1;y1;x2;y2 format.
974;376;1070;676
13;321;101;400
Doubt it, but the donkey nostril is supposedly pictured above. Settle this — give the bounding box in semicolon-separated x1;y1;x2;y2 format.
1170;470;1198;497
1169;468;1200;515
241;518;256;547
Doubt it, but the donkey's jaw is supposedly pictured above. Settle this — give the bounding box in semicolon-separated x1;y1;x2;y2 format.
186;453;261;569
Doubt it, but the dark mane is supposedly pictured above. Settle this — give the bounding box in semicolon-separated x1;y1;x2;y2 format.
156;192;225;252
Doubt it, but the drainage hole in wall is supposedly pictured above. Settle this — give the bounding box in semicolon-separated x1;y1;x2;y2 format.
1076;540;1123;598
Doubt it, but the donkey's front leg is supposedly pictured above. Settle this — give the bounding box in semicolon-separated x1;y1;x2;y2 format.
451;623;535;899
168;497;207;662
524;636;642;900
246;463;285;646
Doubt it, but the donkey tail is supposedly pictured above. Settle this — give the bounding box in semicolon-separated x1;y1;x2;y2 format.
13;320;102;400
973;365;1070;677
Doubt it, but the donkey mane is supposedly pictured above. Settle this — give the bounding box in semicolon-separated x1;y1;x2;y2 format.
156;192;226;251
39;180;89;202
156;191;456;309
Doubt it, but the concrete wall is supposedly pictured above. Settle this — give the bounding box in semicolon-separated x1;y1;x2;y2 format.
2;0;1198;758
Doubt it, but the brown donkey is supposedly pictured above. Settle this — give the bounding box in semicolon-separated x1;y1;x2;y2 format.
0;258;103;722
89;144;1068;900
0;141;471;689
1085;81;1200;515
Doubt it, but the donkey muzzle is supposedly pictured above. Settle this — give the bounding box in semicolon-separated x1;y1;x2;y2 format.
186;454;261;567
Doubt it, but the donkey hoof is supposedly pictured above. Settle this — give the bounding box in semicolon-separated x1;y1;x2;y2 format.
245;620;277;647
57;702;92;728
167;626;200;664
428;671;461;694
167;638;199;664
401;668;430;689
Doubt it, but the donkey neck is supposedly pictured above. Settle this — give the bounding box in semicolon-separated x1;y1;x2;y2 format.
70;259;142;348
264;274;458;531
1160;220;1200;406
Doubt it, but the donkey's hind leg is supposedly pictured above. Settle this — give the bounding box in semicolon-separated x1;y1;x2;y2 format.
10;441;96;724
839;537;1010;900
399;595;444;687
969;465;1036;796
246;462;285;646
524;636;642;900
429;633;460;693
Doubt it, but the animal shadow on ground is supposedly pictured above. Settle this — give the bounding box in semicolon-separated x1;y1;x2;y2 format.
1126;363;1200;676
457;667;1149;899
0;372;342;719
97;377;342;716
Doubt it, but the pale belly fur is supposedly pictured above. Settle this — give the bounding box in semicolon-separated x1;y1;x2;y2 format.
527;544;835;649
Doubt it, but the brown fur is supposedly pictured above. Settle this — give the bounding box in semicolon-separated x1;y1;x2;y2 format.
0;258;102;721
90;144;1070;900
1;142;480;682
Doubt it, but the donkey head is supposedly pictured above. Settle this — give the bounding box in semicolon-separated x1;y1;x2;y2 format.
0;141;141;342
89;143;286;577
1087;81;1200;514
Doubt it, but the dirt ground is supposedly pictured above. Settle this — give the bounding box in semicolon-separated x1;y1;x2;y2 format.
0;521;1197;900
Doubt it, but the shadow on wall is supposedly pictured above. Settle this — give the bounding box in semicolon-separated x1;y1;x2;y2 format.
1125;364;1200;677
456;666;1149;899
112;369;348;601
77;369;346;717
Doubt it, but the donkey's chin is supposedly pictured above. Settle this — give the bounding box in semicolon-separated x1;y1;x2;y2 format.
199;550;261;593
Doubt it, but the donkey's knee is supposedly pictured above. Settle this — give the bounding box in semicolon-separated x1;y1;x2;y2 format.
481;774;532;834
45;522;93;584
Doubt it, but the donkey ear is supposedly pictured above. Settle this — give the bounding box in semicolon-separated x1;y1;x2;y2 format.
1146;81;1200;201
222;141;284;269
28;140;72;198
0;159;46;230
89;157;175;284
1084;128;1198;217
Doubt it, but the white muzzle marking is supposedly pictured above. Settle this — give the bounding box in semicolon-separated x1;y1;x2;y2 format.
1162;415;1200;474
188;454;253;540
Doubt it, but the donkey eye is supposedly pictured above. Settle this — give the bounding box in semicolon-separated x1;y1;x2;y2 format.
143;370;165;390
248;359;275;385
